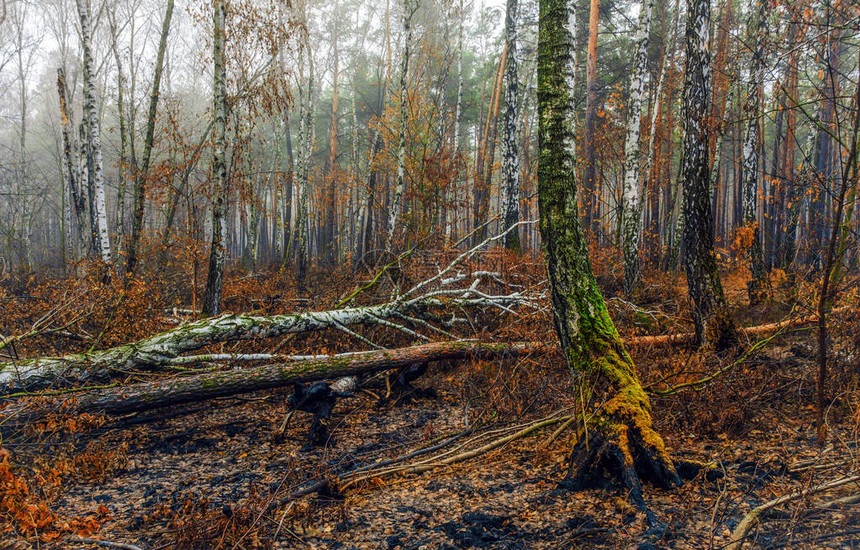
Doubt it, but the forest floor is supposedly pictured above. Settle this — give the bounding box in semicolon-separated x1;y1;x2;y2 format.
1;251;858;549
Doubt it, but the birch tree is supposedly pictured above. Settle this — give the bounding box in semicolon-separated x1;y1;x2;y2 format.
620;0;654;295
445;0;465;242
386;0;419;254
538;0;680;508
295;18;315;290
57;69;88;258
203;0;229;316
739;0;767;302
500;0;521;252
680;0;738;349
75;0;112;264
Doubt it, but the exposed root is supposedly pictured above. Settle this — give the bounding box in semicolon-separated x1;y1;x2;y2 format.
561;395;681;525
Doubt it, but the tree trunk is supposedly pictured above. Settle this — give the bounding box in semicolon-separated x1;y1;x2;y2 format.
386;0;417;254
780;13;800;268
57;69;88;257
126;0;175;276
620;0;654;295
203;0;229;316
582;0;600;237
537;0;680;507
326;0;340;265
35;342;538;417
107;8;129;248
75;0;112;264
501;0;521;252
680;0;738;350
445;0;465;243
740;0;767;303
296;37;315;291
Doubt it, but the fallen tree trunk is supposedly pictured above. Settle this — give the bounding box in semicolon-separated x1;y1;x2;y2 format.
625;306;849;348
0;286;530;394
0;304;399;392
45;341;541;416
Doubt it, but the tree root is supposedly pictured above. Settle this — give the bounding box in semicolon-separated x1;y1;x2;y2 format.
561;396;681;525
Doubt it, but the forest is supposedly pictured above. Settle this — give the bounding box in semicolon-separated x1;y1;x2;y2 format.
0;0;858;546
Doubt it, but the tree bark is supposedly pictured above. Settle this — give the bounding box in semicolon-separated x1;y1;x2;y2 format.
620;0;654;295
75;0;112;264
38;341;539;417
107;7;130;248
779;12;800;269
203;0;229;315
472;47;506;247
501;0;521;252
740;0;767;303
296;33;315;290
582;0;600;237
326;0;340;265
386;0;417;254
57;68;88;258
445;0;465;243
538;0;680;506
126;0;175;276
680;0;737;350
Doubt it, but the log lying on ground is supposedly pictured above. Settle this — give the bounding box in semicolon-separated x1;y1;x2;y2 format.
625;306;849;348
40;341;541;416
0;288;531;394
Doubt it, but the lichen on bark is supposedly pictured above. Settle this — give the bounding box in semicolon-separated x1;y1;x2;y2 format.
537;0;680;502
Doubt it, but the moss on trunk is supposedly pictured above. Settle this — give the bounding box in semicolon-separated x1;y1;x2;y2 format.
537;0;680;499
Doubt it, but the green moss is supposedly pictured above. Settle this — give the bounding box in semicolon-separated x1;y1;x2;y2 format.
538;0;676;487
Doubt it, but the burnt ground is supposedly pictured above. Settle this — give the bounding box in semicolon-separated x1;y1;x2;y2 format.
5;339;860;550
1;261;859;549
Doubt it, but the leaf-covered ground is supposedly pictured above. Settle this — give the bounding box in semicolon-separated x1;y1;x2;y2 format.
5;342;858;550
1;259;858;549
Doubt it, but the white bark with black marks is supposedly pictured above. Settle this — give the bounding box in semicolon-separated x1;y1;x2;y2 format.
75;0;111;264
203;0;229;315
387;0;418;253
680;0;737;348
740;0;768;296
621;0;654;295
500;0;521;252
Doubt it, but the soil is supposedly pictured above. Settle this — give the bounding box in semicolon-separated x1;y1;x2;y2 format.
6;342;860;550
1;263;858;549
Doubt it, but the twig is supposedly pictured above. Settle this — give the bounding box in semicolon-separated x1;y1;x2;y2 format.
725;474;860;550
340;414;572;490
70;536;144;550
649;329;789;396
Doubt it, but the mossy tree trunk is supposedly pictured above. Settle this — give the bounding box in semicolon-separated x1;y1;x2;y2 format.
33;341;537;417
537;0;680;504
679;0;738;349
0;301;425;393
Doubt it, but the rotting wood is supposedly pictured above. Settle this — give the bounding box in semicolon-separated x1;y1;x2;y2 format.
31;341;541;416
1;226;537;394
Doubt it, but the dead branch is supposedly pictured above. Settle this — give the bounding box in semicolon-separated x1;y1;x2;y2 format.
626;306;850;348
726;474;860;550
26;341;541;417
69;537;144;550
0;229;539;394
